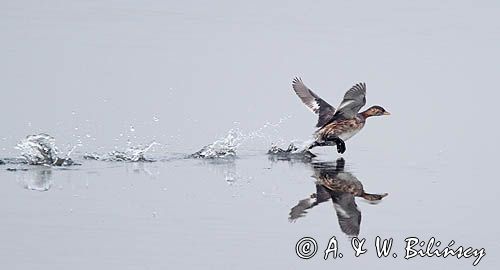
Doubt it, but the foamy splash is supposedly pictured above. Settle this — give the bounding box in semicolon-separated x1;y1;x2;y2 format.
190;129;242;159
267;141;317;161
84;142;157;162
190;116;292;159
15;134;75;166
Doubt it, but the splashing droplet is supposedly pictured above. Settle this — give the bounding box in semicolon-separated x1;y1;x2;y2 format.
190;129;242;159
15;134;75;166
84;142;157;162
267;141;317;161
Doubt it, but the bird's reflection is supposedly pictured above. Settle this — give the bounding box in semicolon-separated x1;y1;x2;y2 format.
289;158;388;237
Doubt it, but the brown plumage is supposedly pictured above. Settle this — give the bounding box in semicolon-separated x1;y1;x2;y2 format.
318;170;388;201
292;77;390;154
289;159;388;236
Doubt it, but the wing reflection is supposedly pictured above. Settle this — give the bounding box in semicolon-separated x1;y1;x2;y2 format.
289;158;388;237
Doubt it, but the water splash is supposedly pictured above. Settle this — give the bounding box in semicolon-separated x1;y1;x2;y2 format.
190;116;292;159
108;143;155;162
15;134;75;166
190;129;242;159
84;142;157;162
267;141;316;161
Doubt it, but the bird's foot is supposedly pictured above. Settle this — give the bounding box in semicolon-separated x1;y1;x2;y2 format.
334;138;346;154
308;141;319;150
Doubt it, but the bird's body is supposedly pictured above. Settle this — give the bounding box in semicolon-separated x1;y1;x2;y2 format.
313;160;387;201
292;77;389;153
288;159;388;236
315;116;365;142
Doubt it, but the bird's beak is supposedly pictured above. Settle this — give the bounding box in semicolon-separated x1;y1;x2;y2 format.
383;111;391;115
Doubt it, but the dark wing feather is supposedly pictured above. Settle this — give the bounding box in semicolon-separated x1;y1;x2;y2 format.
330;191;361;237
288;197;315;221
292;77;336;127
332;82;367;120
288;185;332;222
315;184;332;204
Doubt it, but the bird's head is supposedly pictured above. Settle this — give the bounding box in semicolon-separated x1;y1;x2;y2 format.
363;105;390;117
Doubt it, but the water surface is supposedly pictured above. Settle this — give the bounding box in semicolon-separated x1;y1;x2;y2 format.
1;0;499;269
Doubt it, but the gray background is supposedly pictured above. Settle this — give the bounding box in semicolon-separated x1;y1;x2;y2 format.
1;0;499;269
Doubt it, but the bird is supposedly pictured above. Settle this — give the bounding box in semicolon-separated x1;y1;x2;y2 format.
289;158;388;237
292;77;390;154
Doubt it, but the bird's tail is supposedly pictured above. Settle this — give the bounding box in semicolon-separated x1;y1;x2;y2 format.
361;192;388;201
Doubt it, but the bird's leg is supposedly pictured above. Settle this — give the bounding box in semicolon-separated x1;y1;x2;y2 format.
335;138;346;154
308;138;345;154
308;141;329;150
308;141;320;150
328;136;345;154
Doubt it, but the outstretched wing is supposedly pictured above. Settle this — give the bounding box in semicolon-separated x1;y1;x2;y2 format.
292;77;336;127
331;191;361;237
332;83;367;120
288;185;332;222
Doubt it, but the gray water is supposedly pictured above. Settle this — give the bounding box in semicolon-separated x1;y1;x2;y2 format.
1;1;499;269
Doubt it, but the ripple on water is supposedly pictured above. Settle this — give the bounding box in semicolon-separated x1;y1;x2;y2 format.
84;142;157;162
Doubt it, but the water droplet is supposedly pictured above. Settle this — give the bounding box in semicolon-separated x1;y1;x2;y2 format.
153;116;159;122
130;126;135;132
